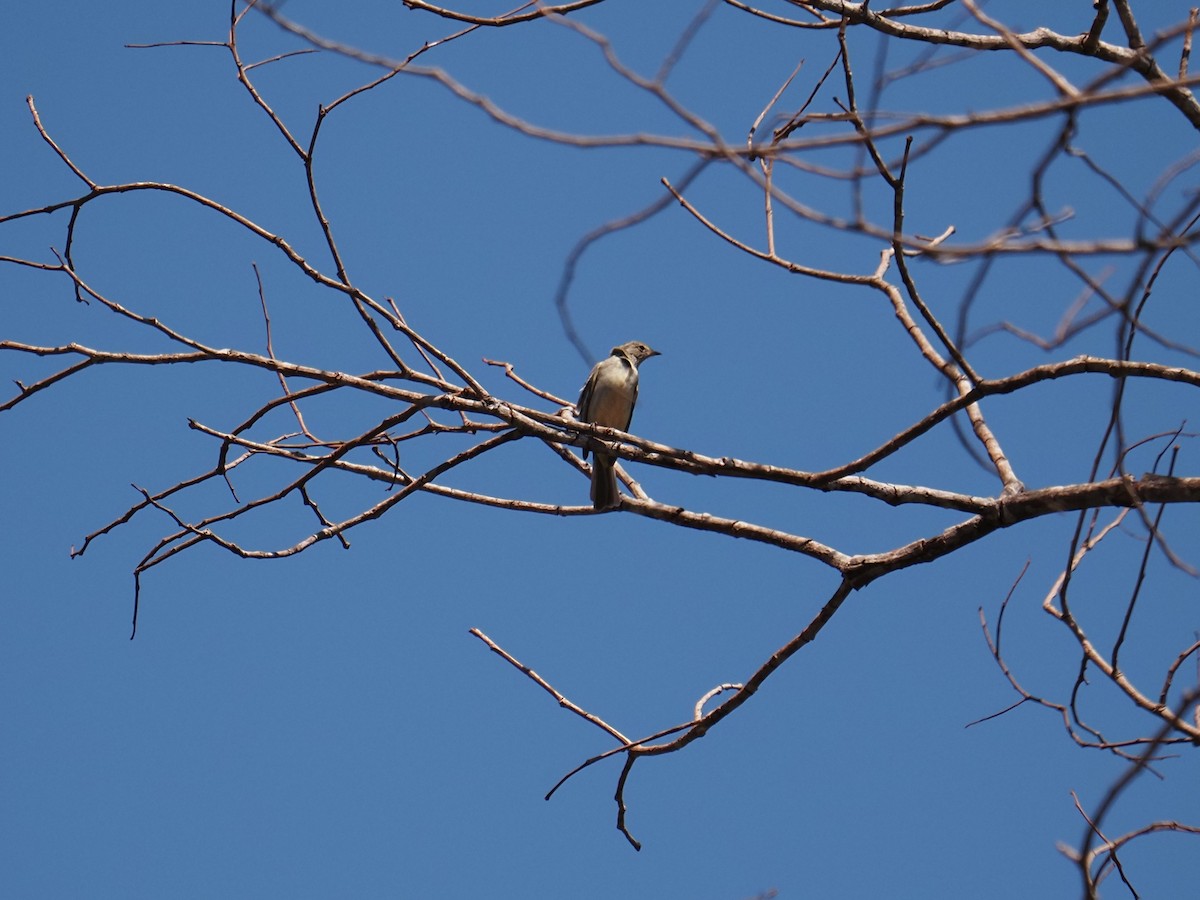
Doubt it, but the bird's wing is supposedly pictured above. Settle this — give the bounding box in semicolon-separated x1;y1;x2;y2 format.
577;367;598;422
577;362;604;460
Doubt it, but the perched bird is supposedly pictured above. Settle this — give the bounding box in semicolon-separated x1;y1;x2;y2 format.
576;340;661;510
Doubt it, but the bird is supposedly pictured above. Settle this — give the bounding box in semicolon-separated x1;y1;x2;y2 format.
576;340;661;510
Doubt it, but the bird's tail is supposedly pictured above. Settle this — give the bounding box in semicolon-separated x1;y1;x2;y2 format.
590;453;619;510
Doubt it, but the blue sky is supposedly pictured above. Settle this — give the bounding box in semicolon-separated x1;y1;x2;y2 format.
3;2;1198;897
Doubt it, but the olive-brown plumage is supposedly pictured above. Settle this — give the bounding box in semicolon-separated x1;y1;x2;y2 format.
576;341;660;510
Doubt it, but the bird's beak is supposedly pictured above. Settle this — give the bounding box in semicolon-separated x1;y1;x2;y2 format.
649;349;662;358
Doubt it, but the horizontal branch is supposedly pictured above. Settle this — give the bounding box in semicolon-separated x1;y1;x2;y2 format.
845;473;1200;586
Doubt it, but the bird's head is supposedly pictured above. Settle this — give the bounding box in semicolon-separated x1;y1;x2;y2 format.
613;341;661;365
